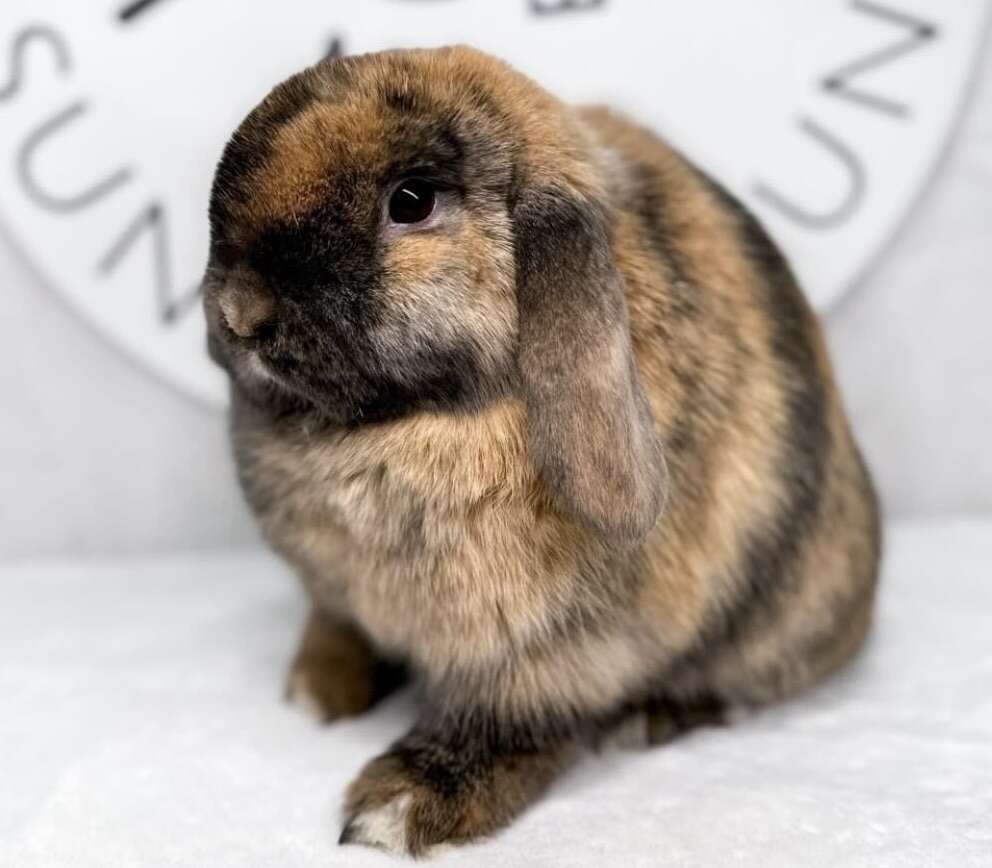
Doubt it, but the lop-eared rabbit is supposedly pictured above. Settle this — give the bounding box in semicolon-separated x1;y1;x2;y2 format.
203;46;880;856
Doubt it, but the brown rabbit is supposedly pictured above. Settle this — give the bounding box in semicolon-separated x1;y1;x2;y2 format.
203;46;880;856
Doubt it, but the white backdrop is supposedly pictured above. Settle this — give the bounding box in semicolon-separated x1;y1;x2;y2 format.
1;36;990;559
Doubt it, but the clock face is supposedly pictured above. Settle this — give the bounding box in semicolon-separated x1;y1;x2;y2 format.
0;0;988;406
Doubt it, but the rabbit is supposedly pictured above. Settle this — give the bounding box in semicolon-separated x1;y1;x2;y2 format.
202;45;881;856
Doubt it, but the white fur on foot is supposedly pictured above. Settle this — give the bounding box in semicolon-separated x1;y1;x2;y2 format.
285;670;326;722
344;794;412;855
343;795;456;858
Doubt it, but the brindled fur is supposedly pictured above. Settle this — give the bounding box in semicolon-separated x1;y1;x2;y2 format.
203;46;881;856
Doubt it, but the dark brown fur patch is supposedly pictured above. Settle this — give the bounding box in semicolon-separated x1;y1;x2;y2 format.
514;187;667;544
286;612;405;721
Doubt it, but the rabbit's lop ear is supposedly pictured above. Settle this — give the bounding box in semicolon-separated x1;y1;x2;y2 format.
514;188;667;546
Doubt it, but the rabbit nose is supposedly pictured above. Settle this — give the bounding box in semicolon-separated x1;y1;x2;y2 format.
217;277;276;340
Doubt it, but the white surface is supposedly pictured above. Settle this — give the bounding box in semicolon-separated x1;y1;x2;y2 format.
2;32;992;558
2;517;990;867
1;2;985;406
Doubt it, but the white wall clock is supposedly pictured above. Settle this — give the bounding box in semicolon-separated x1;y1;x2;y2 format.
1;0;988;406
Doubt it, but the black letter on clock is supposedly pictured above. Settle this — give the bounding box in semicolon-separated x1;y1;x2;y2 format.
531;0;605;16
822;1;938;118
324;35;345;61
0;25;71;103
16;101;133;213
753;116;866;230
97;201;200;325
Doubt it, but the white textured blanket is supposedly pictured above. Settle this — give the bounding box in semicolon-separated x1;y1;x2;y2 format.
2;518;990;867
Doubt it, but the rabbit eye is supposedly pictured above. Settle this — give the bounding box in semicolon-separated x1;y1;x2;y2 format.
388;179;436;224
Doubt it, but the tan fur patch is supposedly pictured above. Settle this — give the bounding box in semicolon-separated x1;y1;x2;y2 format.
238;98;387;229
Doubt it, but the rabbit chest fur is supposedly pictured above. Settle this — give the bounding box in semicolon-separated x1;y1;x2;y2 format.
231;394;668;715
